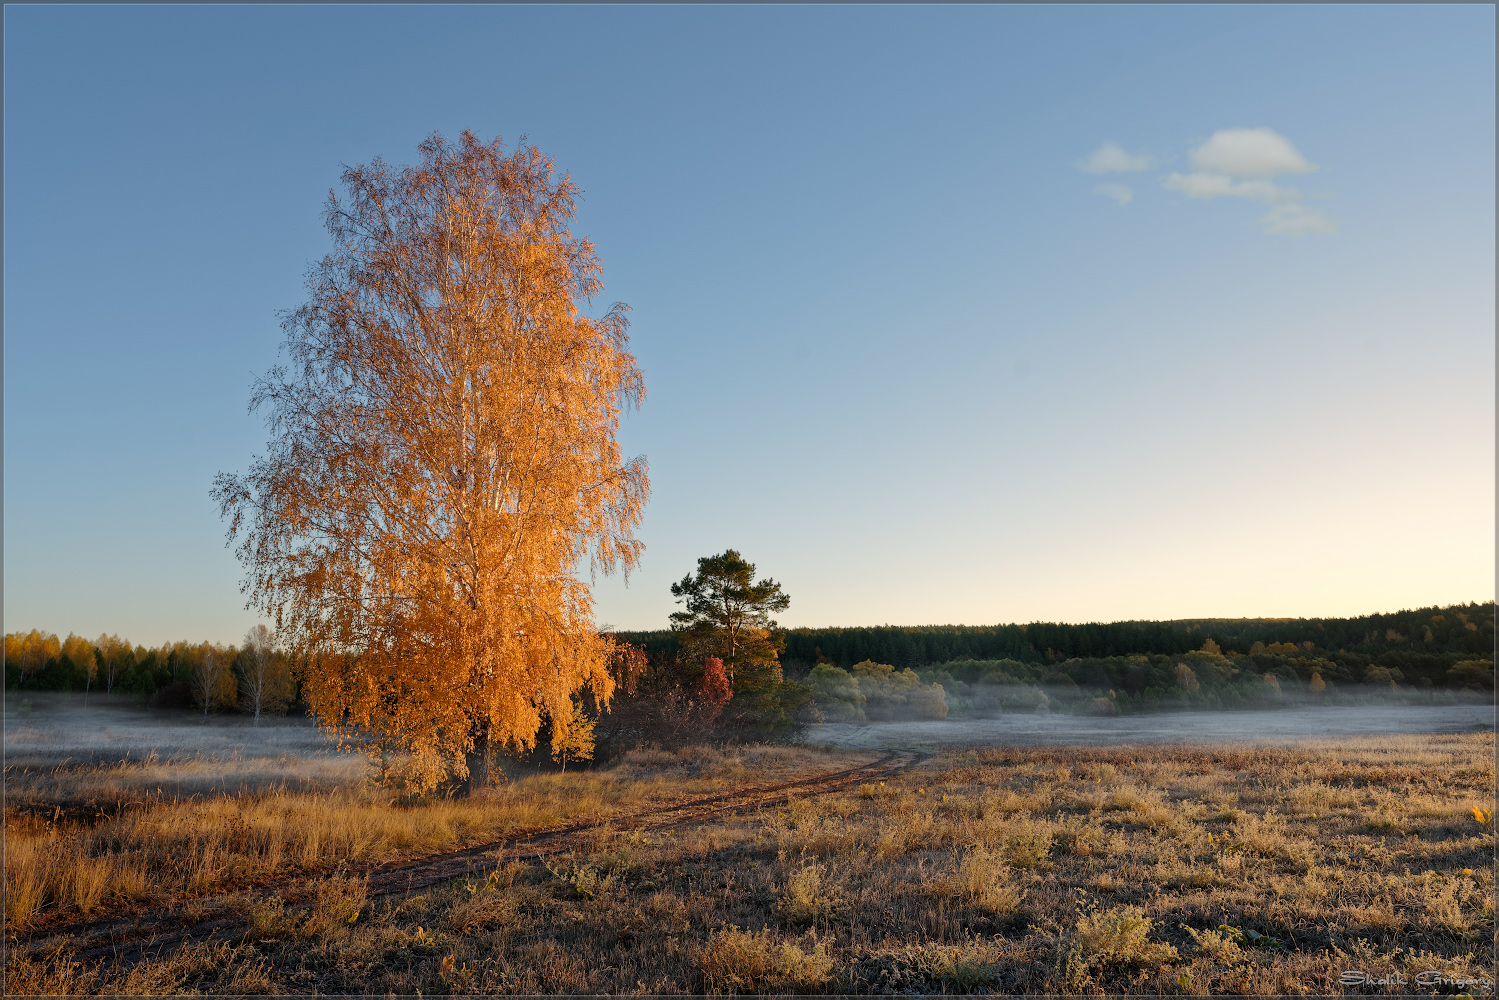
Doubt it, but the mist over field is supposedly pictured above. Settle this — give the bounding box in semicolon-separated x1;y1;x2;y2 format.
5;688;1491;785
806;704;1496;751
7;687;1495;995
5;601;1493;995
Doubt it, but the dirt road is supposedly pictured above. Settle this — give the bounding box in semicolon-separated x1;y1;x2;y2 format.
27;750;920;966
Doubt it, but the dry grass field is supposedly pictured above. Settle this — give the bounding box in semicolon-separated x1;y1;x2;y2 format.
5;734;1496;995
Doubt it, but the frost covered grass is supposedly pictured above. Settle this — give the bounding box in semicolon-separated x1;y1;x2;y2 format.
6;733;1495;995
3;743;840;930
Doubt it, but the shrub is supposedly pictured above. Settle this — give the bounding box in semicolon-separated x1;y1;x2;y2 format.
1002;823;1053;869
697;657;733;718
1183;924;1245;963
248;897;287;939
1054;816;1103;858
304;875;366;938
1072;906;1178;969
1447;659;1494;690
907;682;949;720
930;846;1022;914
778;863;835;924
810;661;947;721
700;927;833;992
808;664;866;722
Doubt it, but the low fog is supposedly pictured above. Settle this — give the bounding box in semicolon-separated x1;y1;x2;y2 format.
6;690;1492;772
805;703;1495;750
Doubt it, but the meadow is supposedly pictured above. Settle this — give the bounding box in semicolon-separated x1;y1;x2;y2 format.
5;731;1494;995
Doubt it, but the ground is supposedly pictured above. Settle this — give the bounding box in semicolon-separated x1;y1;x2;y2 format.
3;693;1495;995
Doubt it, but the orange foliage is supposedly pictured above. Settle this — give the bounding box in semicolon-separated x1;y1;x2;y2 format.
215;132;648;790
59;634;97;688
697;657;733;721
5;630;60;686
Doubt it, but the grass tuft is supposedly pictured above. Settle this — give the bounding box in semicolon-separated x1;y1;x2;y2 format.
700;927;834;992
1071;905;1179;970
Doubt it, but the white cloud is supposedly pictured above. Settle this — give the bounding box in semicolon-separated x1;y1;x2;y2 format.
1160;170;1336;236
1077;141;1151;174
1082;128;1335;235
1162;172;1287;203
1259;203;1337;236
1160;128;1334;236
1188;127;1317;177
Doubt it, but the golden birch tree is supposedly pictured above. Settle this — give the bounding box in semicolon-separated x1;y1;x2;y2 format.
214;131;648;792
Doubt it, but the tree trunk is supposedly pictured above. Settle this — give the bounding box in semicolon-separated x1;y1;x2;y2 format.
463;722;491;795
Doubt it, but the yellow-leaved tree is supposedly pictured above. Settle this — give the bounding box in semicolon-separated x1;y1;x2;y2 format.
60;634;97;698
96;633;132;695
4;630;59;687
550;700;597;772
213;131;648;792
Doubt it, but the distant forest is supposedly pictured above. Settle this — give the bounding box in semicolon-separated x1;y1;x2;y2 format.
8;602;1491;703
616;601;1494;685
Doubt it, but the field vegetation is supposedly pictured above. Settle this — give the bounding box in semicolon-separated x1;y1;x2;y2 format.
909;646;1494;719
6;734;1494;995
615;601;1494;734
4;745;847;932
9;603;1490;756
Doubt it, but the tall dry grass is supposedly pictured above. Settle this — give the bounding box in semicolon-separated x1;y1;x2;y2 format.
6;733;1494;995
3;743;847;929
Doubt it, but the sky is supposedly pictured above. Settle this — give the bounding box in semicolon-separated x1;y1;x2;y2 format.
4;5;1494;646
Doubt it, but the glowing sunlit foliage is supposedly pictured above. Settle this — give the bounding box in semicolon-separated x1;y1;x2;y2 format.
5;630;60;688
59;634;97;691
550;700;597;771
214;131;648;791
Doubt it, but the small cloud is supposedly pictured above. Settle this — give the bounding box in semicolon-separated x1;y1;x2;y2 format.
1093;183;1134;206
1259;203;1337;236
1188;127;1317;177
1161;128;1333;236
1077;141;1151;174
1161;172;1287;204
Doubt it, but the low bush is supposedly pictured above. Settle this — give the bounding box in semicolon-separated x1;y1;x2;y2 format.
700;927;833;992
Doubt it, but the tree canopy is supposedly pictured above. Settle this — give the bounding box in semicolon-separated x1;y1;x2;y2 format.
213;131;648;791
669;549;789;683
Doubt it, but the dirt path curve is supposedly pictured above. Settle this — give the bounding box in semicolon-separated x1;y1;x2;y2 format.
30;748;923;966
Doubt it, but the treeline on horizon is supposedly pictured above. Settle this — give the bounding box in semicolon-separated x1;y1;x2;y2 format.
6;601;1491;703
616;600;1495;687
3;632;296;712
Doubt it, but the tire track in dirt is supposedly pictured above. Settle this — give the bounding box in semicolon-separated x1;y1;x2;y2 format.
25;748;925;966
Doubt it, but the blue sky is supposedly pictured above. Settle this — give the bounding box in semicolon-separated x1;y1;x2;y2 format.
5;5;1493;645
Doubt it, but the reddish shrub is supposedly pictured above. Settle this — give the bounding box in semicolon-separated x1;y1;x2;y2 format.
698;657;733;719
